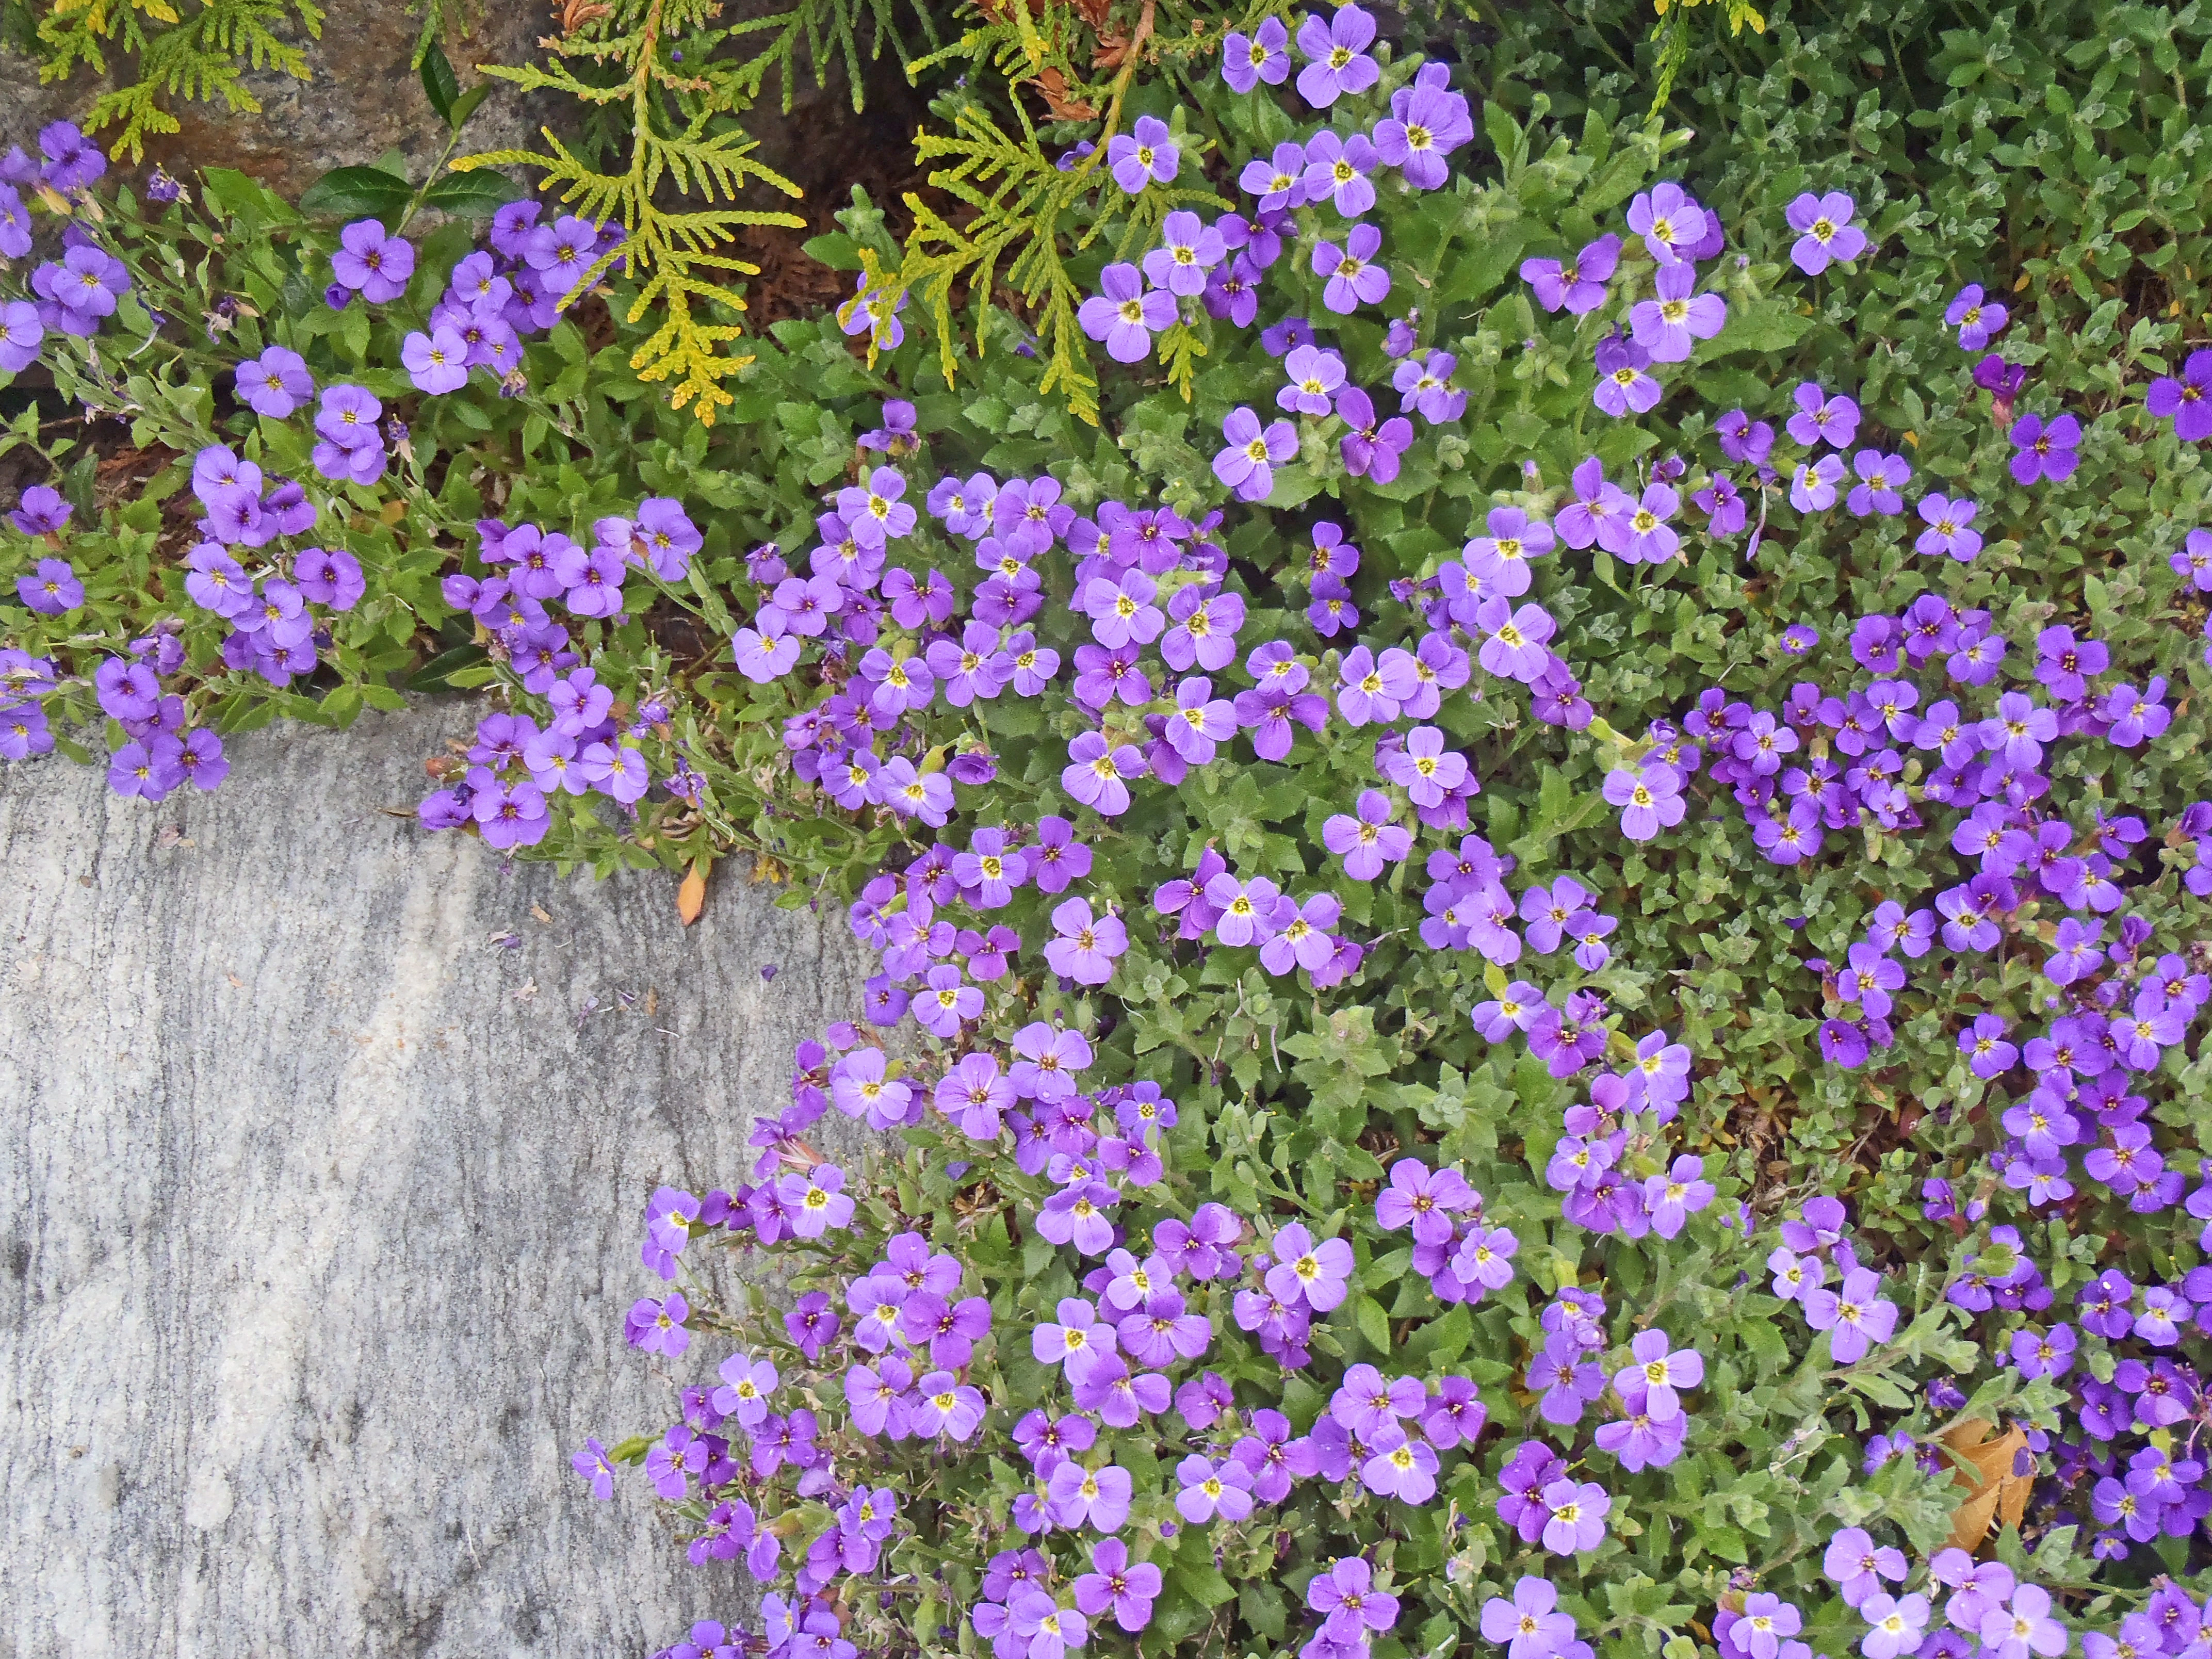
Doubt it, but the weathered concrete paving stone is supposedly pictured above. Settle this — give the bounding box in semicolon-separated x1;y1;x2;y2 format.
0;701;871;1657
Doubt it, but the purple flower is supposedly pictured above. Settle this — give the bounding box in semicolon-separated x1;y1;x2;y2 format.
1592;332;1660;416
1280;343;1347;414
1038;1181;1120;1256
572;1437;616;1500
401;326;470;394
1914;493;1983;561
1264;1222;1353;1311
37;121;105;192
1043;897;1127;984
1308;1556;1398;1642
1787;381;1861;447
235;346;315;418
1393;348;1466;423
1337;386;1413;481
1847;450;1912;516
1860;1594;1931;1659
1313;222;1391;313
1785;191;1868;273
1324;788;1413;879
628;1290;691;1357
15;558;81;615
1978;1587;2067;1659
1062;730;1145;815
1475;596;1556;682
51;243;130;319
330;219;416;303
1803;1267;1899;1362
1212;406;1297;500
1823;1527;1908;1607
1626;182;1709;264
1602;763;1684;841
2009;411;2081;484
2149;348;2212;440
1373;76;1474;189
1174;1454;1255;1522
1960;1013;2019;1079
777;1163;855;1237
1300;129;1379;217
1074;1537;1162;1633
1522;234;1620;315
1105;116;1179;194
1222;15;1291;91
1946;283;2009;351
0;299;43;373
1482;1576;1577;1659
1294;5;1380;106
1538;1477;1611;1554
1630;261;1726;362
1078;263;1175;363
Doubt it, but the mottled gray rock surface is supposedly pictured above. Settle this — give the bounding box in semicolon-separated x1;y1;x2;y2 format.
0;701;871;1658
0;0;924;203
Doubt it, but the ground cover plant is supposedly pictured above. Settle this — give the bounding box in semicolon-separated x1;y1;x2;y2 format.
7;0;2212;1655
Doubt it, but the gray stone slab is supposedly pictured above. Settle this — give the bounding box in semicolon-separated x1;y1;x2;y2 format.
0;702;872;1658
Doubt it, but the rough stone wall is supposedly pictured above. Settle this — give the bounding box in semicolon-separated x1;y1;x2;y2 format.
0;702;873;1657
0;0;924;203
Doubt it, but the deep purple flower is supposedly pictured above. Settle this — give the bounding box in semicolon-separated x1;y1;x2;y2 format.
1522;234;1620;315
2149;348;2212;440
330;219;416;303
2009;411;2081;484
1947;283;2009;351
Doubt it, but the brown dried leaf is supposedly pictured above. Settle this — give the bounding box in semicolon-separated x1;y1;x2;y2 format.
1033;67;1099;119
1939;1418;2031;1553
677;863;709;927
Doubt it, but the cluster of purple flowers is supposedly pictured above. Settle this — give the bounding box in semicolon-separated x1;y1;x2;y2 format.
411;500;699;842
175;444;360;692
1;123;126;369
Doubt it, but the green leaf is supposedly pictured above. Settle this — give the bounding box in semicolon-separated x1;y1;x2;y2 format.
299;166;415;221
1701;298;1816;358
1354;1293;1392;1354
419;39;460;125
423;169;526;219
447;84;493;132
